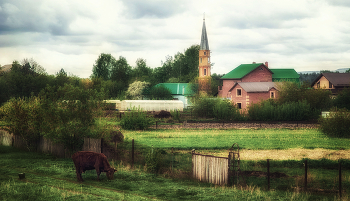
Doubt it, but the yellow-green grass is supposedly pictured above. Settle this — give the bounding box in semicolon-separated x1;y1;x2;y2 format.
122;128;350;151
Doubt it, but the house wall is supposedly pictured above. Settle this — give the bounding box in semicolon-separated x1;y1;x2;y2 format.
241;66;272;82
228;86;278;110
313;76;335;89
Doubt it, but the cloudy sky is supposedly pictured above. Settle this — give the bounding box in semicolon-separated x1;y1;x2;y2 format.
1;0;350;78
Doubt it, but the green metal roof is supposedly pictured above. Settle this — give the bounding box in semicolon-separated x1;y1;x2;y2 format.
271;69;299;79
221;63;266;79
154;83;194;95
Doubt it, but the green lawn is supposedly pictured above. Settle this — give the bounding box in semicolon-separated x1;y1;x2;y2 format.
122;128;350;150
0;146;331;201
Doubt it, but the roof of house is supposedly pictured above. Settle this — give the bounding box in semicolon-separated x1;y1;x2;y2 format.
200;19;209;50
154;83;194;95
229;82;278;93
221;63;271;79
0;64;12;73
311;73;350;87
271;69;299;79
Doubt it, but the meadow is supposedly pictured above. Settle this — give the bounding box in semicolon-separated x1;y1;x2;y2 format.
1;128;349;200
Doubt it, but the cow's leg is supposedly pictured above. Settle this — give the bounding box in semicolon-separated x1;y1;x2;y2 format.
77;167;84;182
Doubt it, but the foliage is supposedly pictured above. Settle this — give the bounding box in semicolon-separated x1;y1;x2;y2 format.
91;53;116;80
333;87;350;110
318;108;350;138
192;96;243;120
126;81;150;100
147;85;173;100
170;110;181;121
277;81;332;110
248;100;318;121
119;108;154;130
0;84;107;151
110;56;132;92
145;147;165;173
213;98;243;121
0;97;41;151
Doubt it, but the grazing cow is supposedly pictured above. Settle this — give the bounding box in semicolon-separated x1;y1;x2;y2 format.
72;151;116;182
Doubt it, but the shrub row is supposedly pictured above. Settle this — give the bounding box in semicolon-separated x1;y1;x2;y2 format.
248;100;319;121
318;108;350;138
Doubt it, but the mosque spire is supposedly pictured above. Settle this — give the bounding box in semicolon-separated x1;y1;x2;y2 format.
200;14;209;50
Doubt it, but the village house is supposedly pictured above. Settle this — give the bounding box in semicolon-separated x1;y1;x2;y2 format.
311;73;350;95
218;62;299;109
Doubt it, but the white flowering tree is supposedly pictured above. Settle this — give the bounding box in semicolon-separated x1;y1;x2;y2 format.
127;81;150;100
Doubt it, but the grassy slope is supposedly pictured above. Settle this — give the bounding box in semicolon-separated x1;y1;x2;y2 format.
0;146;338;201
123;128;350;150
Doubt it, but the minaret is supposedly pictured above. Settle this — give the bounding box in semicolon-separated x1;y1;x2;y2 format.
198;16;211;93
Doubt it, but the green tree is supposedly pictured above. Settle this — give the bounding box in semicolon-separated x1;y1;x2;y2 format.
91;53;116;80
110;56;132;95
148;85;173;100
132;58;152;82
333;87;350;110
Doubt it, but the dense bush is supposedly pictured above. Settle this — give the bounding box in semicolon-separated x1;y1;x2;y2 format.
192;97;243;120
248;100;318;121
120;108;155;130
145;147;166;173
333;87;350;110
0;84;108;151
318;108;350;138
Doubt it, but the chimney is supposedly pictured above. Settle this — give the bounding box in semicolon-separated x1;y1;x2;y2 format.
252;62;256;64
265;61;268;67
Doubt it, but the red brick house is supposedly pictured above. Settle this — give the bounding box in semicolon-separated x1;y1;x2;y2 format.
218;62;299;110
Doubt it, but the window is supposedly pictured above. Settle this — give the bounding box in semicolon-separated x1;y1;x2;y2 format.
270;91;275;99
317;82;320;88
204;69;207;76
200;58;202;63
329;81;332;88
204;52;206;55
237;103;242;109
236;89;242;97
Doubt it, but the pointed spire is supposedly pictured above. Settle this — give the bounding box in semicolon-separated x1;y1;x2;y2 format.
200;16;209;50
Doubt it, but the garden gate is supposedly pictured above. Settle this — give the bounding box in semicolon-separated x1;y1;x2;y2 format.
192;143;243;186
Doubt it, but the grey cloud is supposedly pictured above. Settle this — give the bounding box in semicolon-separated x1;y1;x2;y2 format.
121;0;187;19
0;1;77;35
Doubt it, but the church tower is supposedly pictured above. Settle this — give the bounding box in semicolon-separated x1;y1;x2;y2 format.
198;16;211;93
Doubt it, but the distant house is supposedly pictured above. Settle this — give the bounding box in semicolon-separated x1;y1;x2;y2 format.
218;62;299;110
311;73;350;95
153;83;195;108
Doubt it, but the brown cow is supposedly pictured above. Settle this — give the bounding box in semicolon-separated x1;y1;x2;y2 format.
72;151;116;182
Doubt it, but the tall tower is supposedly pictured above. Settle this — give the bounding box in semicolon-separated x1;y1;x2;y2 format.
198;16;211;93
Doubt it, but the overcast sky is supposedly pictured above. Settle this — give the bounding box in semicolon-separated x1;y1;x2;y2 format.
1;0;350;78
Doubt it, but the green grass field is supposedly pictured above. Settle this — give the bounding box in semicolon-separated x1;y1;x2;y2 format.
1;128;349;200
0;146;334;201
122;128;350;150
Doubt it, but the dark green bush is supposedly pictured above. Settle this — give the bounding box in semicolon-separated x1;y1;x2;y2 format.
248;100;318;121
333;87;350;110
120;108;154;130
145;147;165;173
192;97;244;120
318;108;350;138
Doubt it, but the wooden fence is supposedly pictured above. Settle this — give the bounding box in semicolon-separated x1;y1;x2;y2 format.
192;151;230;185
0;130;104;158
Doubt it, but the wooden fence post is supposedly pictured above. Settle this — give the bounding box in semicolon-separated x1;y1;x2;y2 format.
339;161;342;198
304;160;308;191
132;139;134;169
267;159;270;191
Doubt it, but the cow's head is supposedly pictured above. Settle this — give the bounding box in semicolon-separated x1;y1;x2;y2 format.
106;168;117;180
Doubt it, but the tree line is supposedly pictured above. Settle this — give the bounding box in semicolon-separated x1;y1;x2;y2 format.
0;44;224;106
